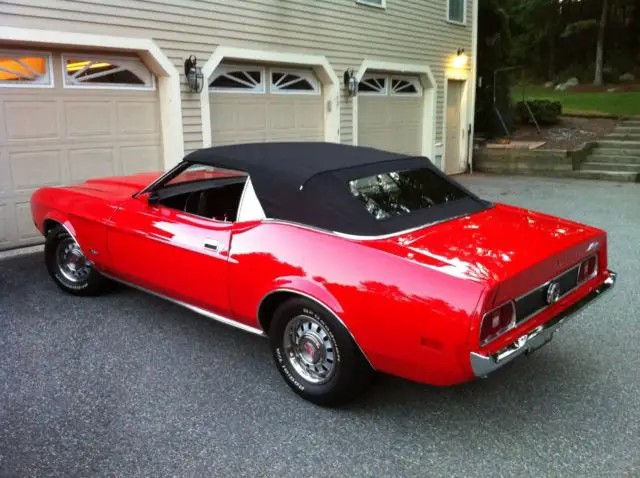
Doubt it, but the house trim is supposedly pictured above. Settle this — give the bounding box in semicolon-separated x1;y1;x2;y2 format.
200;46;340;147
352;60;437;161
443;75;470;174
0;25;183;170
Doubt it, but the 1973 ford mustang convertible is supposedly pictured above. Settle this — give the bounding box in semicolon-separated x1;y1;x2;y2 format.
31;142;616;405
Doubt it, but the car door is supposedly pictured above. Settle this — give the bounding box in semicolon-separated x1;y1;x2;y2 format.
106;194;233;317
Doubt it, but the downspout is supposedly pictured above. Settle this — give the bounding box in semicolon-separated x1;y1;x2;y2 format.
467;0;479;173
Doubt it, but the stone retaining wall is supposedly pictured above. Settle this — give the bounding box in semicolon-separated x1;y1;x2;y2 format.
472;142;595;176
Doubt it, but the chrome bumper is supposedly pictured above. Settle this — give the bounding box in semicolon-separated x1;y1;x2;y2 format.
470;271;617;378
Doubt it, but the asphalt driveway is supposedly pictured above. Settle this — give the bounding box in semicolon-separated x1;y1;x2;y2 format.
1;174;638;477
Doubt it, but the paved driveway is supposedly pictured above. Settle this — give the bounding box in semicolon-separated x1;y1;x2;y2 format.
1;175;638;477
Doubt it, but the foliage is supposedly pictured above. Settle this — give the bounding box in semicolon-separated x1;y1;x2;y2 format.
514;100;562;124
474;0;514;138
499;0;639;82
512;88;640;116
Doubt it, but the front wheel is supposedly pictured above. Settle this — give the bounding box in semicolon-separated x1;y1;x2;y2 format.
269;297;374;406
45;225;112;296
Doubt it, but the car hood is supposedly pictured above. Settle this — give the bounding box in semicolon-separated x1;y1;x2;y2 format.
365;203;604;291
67;172;162;201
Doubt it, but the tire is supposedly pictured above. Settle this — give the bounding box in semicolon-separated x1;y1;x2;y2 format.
44;225;112;296
269;297;374;406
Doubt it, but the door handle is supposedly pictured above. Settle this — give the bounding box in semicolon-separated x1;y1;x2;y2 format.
203;238;221;252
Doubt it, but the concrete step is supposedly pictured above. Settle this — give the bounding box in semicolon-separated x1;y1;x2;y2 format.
606;133;640;141
590;147;640;158
613;127;640;134
579;161;640;172
588;153;640;163
597;140;640;149
607;125;640;136
571;170;639;182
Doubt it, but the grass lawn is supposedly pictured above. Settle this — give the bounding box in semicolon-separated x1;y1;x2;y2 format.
512;86;640;117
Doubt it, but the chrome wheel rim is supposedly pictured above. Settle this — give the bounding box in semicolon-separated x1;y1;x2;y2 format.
56;236;91;284
283;315;336;385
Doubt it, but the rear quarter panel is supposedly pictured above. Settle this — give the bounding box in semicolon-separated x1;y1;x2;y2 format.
228;222;487;385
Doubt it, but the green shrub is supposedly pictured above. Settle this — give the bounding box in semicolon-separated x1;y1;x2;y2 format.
514;99;562;125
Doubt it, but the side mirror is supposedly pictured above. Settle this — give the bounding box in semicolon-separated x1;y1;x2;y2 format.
147;192;160;206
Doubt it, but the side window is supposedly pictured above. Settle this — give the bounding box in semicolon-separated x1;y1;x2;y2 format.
448;0;466;23
0;51;52;87
156;164;249;223
210;65;265;93
63;55;154;89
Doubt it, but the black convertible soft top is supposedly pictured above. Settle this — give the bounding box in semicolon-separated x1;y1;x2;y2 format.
183;142;489;236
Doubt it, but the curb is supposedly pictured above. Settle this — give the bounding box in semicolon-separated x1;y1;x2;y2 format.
0;245;44;262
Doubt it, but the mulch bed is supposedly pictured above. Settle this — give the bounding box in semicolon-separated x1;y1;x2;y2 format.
509;116;620;150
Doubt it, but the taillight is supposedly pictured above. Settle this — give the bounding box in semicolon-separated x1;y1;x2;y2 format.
578;255;598;283
480;301;516;346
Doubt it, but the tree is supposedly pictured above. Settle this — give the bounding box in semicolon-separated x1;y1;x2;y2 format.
594;0;609;85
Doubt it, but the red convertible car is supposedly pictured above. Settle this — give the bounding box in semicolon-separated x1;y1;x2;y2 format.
30;142;616;405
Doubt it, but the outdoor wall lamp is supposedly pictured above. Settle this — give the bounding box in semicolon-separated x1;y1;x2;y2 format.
453;48;468;69
184;55;204;93
344;68;357;97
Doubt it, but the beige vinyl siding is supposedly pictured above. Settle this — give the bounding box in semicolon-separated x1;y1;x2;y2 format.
1;0;473;156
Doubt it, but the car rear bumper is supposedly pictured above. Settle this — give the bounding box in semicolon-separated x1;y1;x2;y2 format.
470;270;616;378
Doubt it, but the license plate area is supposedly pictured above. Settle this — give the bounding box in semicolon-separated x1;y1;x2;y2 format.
524;331;555;356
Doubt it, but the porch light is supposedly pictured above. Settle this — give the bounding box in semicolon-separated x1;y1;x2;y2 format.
344;68;357;97
184;55;204;93
453;48;468;69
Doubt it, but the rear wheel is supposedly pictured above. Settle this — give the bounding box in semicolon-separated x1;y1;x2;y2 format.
45;225;112;296
269;297;374;406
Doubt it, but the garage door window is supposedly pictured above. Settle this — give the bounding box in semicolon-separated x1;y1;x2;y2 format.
63;55;154;89
270;70;320;94
210;65;265;93
358;76;387;95
391;77;422;96
0;51;52;87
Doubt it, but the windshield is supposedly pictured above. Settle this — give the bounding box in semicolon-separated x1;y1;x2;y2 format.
348;168;469;220
165;164;246;187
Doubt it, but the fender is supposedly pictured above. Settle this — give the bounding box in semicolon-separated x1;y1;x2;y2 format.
43;213;79;244
257;277;374;369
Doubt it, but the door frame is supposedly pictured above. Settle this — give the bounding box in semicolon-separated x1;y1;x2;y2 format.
443;76;469;175
0;26;183;169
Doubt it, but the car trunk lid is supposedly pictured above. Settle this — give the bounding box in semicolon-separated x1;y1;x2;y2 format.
362;203;605;305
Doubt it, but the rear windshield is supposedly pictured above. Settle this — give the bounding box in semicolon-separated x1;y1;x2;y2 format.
348;168;469;220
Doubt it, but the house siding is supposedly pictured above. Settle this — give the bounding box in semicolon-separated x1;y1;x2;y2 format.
1;0;473;157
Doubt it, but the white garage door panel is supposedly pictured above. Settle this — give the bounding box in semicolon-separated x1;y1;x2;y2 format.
68;148;115;182
358;73;424;156
210;65;323;146
5;101;58;140
121;145;163;175
0;50;162;251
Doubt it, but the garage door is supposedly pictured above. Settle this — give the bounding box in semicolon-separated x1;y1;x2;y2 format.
0;49;162;251
358;73;424;155
209;63;324;145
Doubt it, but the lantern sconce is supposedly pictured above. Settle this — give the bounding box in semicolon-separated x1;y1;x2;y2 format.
344;68;357;97
453;48;469;69
184;55;204;93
